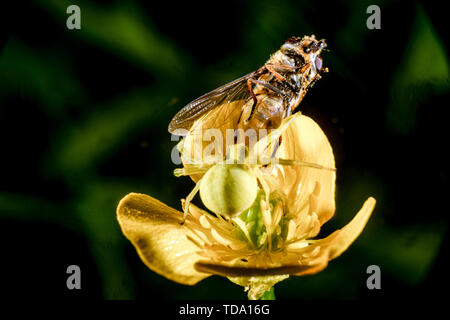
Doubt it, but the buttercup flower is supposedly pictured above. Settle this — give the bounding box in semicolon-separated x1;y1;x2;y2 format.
117;113;376;299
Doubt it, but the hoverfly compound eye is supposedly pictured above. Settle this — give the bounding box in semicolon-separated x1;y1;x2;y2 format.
315;56;323;71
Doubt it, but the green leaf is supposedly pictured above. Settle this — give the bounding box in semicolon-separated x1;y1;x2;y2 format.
388;4;449;135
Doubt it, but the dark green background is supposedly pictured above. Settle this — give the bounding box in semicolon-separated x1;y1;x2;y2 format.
0;0;448;300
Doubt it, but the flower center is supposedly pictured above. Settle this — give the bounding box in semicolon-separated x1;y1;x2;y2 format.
234;189;290;252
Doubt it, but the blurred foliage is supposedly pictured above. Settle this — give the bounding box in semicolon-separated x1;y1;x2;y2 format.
388;4;449;135
0;0;448;300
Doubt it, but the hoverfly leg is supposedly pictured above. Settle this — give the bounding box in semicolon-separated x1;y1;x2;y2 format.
285;104;292;118
270;136;282;159
237;106;245;128
181;178;202;224
250;79;284;96
265;64;301;86
265;65;286;82
234;130;240;144
265;63;299;72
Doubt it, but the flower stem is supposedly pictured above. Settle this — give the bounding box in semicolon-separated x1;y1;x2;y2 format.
259;287;276;300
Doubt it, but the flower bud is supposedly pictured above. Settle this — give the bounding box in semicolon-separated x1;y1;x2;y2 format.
200;164;257;217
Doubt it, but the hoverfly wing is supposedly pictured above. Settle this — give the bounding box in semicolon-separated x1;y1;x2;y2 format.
168;71;256;135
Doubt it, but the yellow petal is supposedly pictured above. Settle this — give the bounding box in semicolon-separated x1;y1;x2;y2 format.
277;114;336;225
293;252;329;276
194;259;327;277
317;197;376;260
116;193;210;285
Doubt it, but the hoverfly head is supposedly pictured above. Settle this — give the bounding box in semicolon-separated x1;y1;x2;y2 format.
281;35;326;70
299;35;326;55
300;36;327;73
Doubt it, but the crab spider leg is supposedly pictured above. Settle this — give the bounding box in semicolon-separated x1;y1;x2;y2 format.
244;156;335;171
174;165;212;177
276;158;335;171
182;178;202;224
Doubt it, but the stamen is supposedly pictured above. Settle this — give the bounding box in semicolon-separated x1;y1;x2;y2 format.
275;225;281;236
295;182;303;198
188;226;213;245
308;212;320;237
232;217;255;248
229;242;249;251
257;232;268;248
199;214;211;229
286;220;297;241
287;241;309;251
302;246;320;259
272;202;283;227
211;228;232;246
260;199;271;227
185;235;203;249
246;221;255;231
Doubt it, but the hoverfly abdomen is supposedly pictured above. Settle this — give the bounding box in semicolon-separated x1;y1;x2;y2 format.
245;95;284;131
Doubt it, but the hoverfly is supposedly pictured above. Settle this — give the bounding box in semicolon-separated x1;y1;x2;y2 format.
168;35;327;136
